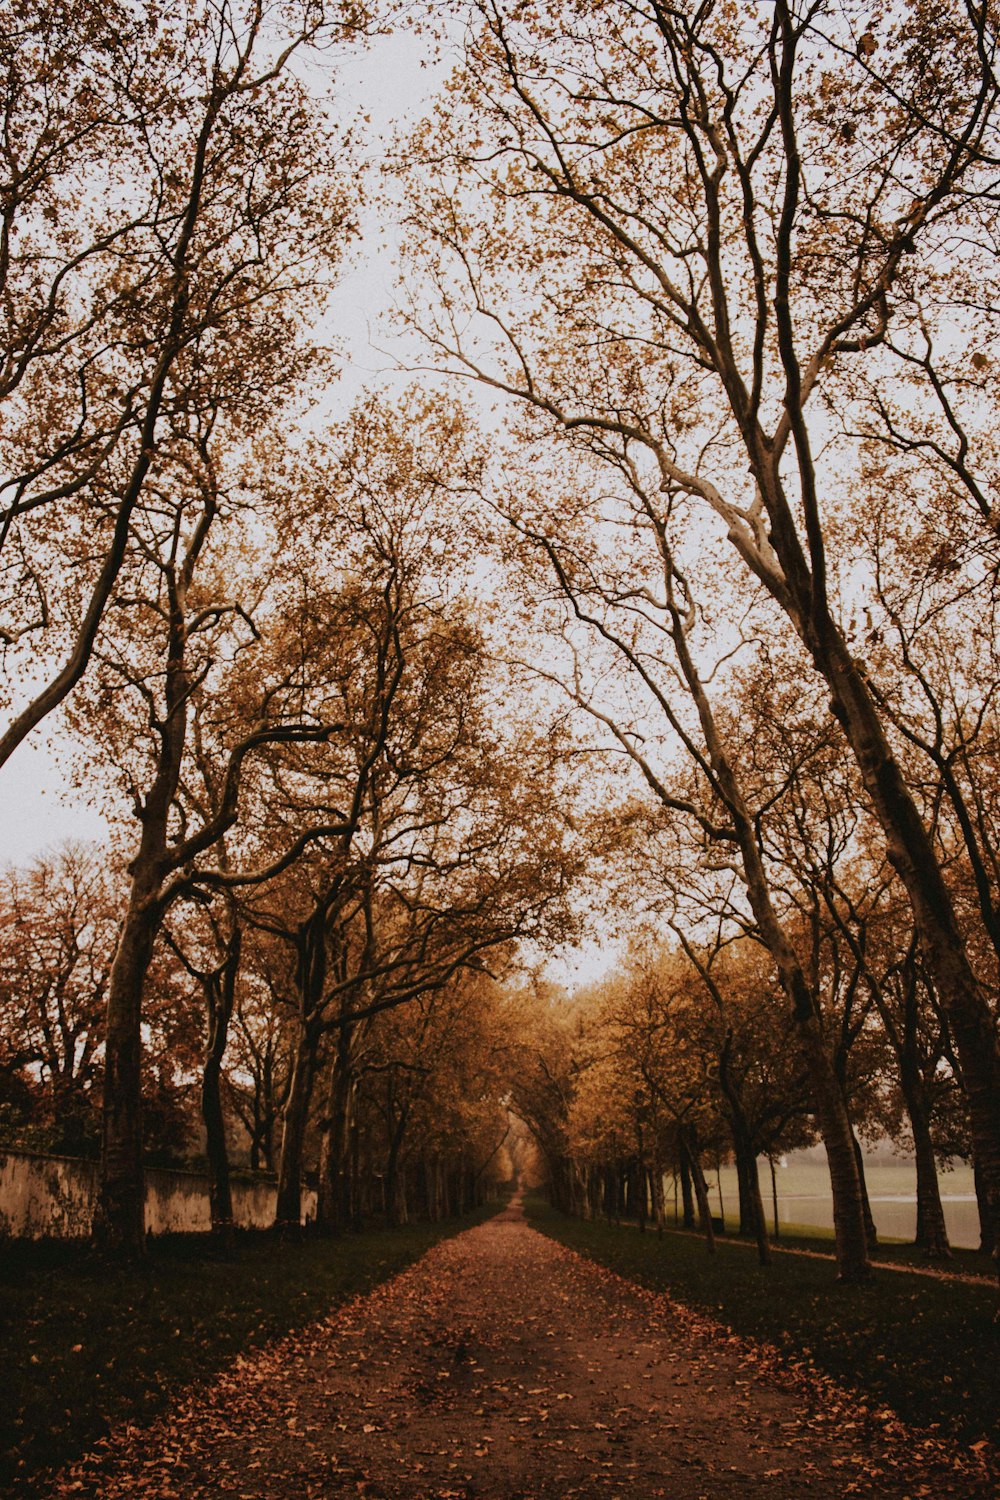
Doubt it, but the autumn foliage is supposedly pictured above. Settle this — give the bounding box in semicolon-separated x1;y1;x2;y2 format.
0;0;999;1319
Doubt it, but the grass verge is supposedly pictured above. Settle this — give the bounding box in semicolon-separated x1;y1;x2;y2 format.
1;1202;499;1498
684;1212;994;1278
525;1195;998;1448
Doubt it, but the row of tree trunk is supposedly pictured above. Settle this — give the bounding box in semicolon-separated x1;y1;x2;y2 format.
545;1142;994;1265
209;1018;496;1249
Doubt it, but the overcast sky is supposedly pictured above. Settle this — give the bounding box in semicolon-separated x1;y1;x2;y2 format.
0;20;453;869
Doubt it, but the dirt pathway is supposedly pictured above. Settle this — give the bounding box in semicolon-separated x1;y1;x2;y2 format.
48;1195;992;1499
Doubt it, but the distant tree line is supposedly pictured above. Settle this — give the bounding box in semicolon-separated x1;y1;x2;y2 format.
0;838;534;1240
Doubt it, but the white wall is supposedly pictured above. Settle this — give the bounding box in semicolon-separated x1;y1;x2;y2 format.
0;1149;316;1239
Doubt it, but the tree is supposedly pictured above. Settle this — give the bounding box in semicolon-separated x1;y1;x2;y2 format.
163;889;245;1247
73;422;356;1254
470;441;877;1275
504;981;583;1216
401;0;1000;1275
596;960;727;1249
0;0;361;782
226;927;296;1173
0;843;118;1153
361;972;512;1227
219;395;585;1232
663;935;814;1264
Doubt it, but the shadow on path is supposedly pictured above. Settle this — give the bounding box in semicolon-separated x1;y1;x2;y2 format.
45;1190;993;1499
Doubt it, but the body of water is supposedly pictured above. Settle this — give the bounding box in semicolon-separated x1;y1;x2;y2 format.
707;1163;981;1249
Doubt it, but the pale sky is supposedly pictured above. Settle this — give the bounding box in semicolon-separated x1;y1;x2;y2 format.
0;17;625;992
0;21;450;868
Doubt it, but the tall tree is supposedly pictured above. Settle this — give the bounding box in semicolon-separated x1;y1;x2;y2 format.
0;843;118;1153
74;426;352;1255
401;0;1000;1274
478;448;875;1275
0;0;361;783
222;395;585;1231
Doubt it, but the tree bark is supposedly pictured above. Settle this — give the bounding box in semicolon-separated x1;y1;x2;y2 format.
350;1113;362;1230
92;882;160;1258
202;1050;235;1253
718;1049;771;1262
681;1132;715;1253
907;1095;950;1258
851;1129;879;1252
666;588;871;1280
636;1123;648;1234
384;1114;410;1228
734;1142;754;1236
316;1027;355;1233
730;1125;771;1266
678;1149;696;1229
274;1028;318;1232
974;1157;997;1258
651;1146;666;1236
201;928;241;1254
794;613;1000;1277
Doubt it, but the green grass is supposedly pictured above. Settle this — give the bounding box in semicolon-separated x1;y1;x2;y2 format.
593;1193;994;1276
0;1203;500;1498
690;1210;994;1277
525;1195;998;1448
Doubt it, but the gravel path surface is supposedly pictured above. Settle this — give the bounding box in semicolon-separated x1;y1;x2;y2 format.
47;1194;994;1499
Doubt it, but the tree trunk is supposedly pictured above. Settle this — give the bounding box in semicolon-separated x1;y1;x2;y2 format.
316;1027;354;1233
974;1157;997;1258
92;881;160;1258
384;1112;410;1228
275;1029;318;1232
805;1051;870;1281
679;1149;696;1228
747;1154;771;1265
681;1133;715;1253
636;1124;648;1233
391;1160;408;1226
350;1113;362;1230
581;1160;592;1218
249;1102;261;1173
668;614;870;1279
202;1051;234;1253
909;1098;950;1258
651;1146;666;1236
730;1121;770;1265
735;1142;755;1236
201;930;241;1255
748;916;870;1279
893;1043;951;1257
802;619;1000;1277
851;1129;879;1251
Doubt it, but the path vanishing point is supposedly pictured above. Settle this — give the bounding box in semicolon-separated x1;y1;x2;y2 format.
46;1194;993;1499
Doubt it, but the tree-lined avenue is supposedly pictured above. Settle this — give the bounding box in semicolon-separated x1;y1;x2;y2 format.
44;1194;992;1500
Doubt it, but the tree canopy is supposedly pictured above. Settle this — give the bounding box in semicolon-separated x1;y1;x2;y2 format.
0;0;998;1290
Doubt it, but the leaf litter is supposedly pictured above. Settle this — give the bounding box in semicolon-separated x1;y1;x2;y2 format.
42;1195;995;1499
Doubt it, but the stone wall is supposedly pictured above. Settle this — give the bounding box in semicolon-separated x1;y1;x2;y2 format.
0;1149;316;1239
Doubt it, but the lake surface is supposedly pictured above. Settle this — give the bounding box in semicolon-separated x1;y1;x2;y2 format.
706;1163;982;1249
